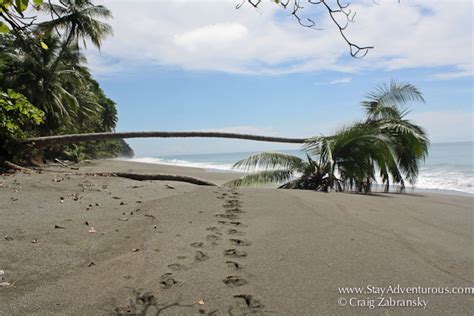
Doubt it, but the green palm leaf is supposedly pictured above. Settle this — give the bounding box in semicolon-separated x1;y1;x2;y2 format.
362;81;425;121
232;152;306;172
224;170;294;187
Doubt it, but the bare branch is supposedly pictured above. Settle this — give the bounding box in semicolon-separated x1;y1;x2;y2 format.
239;0;374;57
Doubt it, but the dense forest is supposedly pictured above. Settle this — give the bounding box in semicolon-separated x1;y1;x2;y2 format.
0;0;133;165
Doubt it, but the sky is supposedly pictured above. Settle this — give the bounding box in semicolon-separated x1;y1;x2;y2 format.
83;0;472;156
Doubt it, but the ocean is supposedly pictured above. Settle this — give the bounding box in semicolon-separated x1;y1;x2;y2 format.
126;141;473;195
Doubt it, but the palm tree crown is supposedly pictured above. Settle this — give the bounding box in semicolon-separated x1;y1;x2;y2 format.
39;0;113;49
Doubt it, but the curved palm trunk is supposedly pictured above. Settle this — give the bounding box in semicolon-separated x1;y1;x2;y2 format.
23;131;308;146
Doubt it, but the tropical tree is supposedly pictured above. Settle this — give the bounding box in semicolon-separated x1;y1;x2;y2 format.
0;89;44;157
1;33;100;131
38;0;112;49
360;82;428;187
226;82;429;193
35;0;112;106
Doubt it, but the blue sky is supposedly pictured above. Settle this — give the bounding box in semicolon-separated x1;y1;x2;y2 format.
88;0;472;156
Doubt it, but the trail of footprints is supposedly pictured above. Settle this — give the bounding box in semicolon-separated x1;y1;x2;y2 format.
216;190;264;314
158;189;264;314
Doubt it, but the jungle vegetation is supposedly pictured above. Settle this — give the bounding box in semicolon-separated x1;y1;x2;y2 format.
0;0;133;164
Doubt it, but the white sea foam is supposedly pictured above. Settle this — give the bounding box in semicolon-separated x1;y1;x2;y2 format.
415;168;473;194
126;157;237;172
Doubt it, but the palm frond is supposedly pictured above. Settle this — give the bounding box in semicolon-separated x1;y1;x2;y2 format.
232;152;306;172
362;81;425;121
224;170;294;187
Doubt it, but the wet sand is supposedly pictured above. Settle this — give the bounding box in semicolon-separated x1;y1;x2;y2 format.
0;160;473;315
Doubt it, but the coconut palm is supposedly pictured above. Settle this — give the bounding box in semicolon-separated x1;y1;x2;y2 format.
38;0;113;50
0;33;100;131
305;124;403;192
226;81;429;193
360;81;429;186
36;0;112;106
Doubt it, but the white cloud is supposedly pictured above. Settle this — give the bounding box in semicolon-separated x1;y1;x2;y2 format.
86;0;472;77
174;23;248;51
432;64;473;80
408;111;474;143
329;77;352;85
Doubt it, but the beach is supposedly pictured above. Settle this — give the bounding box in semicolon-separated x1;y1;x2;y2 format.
0;159;473;315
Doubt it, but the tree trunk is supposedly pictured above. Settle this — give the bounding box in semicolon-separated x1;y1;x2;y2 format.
0;161;33;173
23;131;308;146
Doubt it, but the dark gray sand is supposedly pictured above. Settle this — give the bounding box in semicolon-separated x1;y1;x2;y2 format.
0;160;473;315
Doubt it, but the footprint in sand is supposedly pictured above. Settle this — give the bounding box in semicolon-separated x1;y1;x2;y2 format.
206;234;220;243
215;213;240;220
227;228;245;236
229;238;252;246
223;276;248;287
218;221;247;228
226;261;243;270
190;242;204;248
234;294;262;309
159;273;181;289
223;206;245;213
224;199;242;205
194;251;210;261
229;221;247;227
225;199;241;204
167;263;189;271
206;226;220;232
224;249;247;258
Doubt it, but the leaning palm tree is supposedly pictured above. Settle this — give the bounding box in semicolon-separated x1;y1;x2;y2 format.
226;81;429;193
225;125;401;193
360;81;429;187
305;124;404;193
36;0;112;106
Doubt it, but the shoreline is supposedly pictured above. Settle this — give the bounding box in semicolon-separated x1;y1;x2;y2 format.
1;159;473;314
116;157;474;197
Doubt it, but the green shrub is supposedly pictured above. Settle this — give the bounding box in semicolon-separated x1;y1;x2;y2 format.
0;89;44;158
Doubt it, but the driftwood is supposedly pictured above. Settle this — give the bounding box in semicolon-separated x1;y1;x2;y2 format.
1;161;33;173
0;162;217;186
76;172;217;186
22;131;308;146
